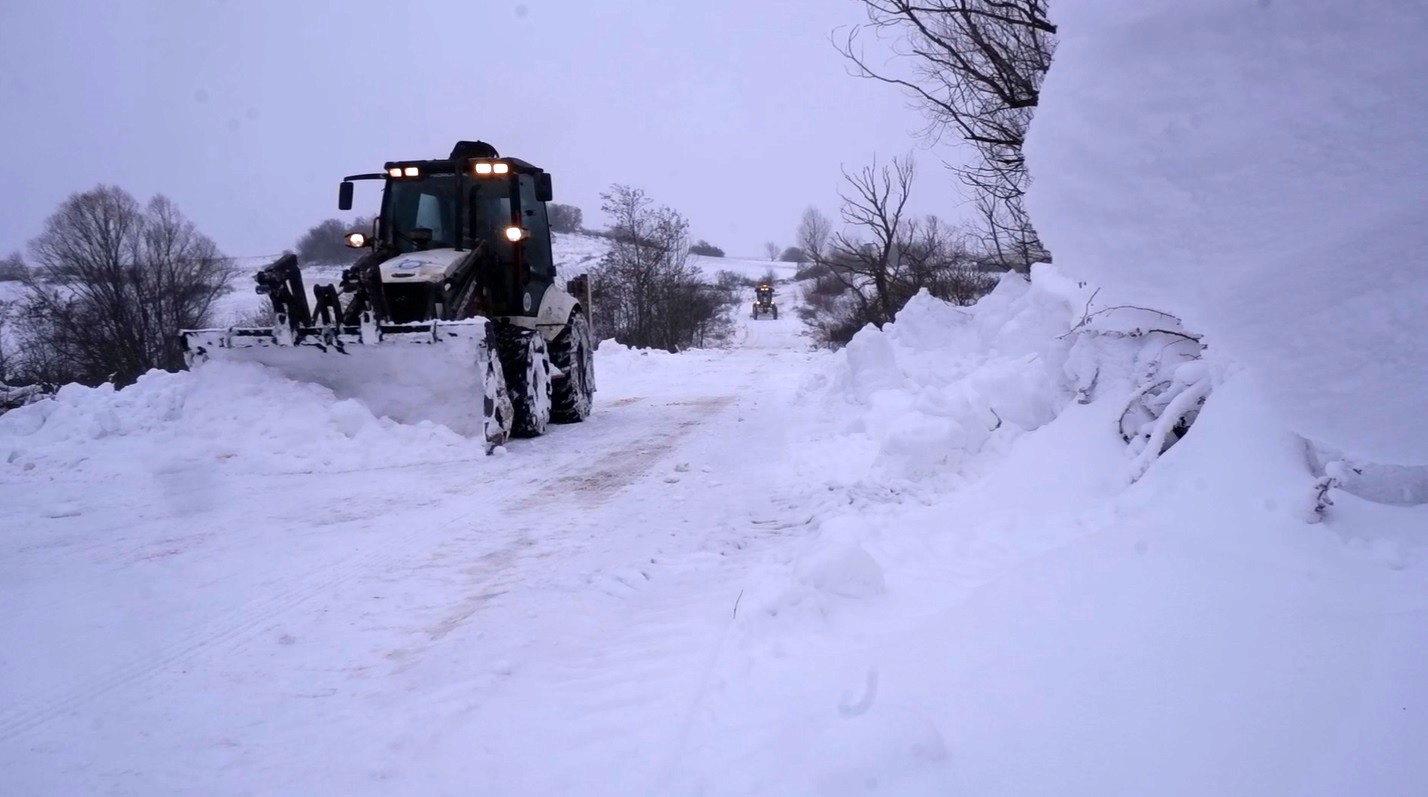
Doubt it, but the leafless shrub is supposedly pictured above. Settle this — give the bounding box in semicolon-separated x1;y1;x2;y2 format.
295;217;372;265
797;157;996;346
0;252;25;282
690;240;726;257
592;185;736;351
548;203;584;233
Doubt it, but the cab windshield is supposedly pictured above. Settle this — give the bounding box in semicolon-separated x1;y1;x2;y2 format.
387;176;459;252
385;175;514;252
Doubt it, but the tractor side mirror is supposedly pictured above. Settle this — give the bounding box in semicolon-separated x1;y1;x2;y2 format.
536;173;553;203
338;181;354;211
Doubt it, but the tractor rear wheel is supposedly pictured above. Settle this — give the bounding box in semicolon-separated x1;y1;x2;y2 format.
495;323;552;438
551;311;594;423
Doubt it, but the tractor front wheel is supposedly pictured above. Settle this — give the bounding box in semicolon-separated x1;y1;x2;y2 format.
495;323;552;438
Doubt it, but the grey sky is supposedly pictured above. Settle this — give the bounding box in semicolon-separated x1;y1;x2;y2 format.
0;0;964;261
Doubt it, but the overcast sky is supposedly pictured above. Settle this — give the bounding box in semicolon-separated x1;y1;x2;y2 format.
0;0;967;261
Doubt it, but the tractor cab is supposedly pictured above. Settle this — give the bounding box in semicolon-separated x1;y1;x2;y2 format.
337;140;556;323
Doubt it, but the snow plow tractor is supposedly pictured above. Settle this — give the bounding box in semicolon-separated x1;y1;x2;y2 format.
180;140;595;452
751;284;778;320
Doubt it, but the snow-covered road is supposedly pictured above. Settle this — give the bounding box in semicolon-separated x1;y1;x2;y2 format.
2;288;829;794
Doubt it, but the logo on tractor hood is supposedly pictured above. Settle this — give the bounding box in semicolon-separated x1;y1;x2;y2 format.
379;249;466;284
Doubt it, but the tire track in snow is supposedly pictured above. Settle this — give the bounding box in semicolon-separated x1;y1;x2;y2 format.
397;394;739;654
524;395;735;508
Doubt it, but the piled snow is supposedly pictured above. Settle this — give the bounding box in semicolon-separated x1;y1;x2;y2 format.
812;268;1203;482
696;277;1428;795
793;517;885;600
1025;0;1428;463
0;361;473;479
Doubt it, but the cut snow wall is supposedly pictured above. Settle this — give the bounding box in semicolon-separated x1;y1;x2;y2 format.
819;269;1207;482
1026;0;1428;463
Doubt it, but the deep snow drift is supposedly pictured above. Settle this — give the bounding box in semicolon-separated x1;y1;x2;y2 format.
704;272;1426;795
1025;0;1428;463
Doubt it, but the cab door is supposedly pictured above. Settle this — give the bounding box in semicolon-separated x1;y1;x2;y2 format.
516;174;555;316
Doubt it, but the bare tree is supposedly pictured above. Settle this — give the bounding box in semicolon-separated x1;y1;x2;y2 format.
832;155;916;325
548;203;584;233
764;241;781;261
295;217;372;265
593;185;734;351
797;207;833;262
0;252;25;282
0;298;15;381
16;185;235;386
689;239;726;257
840;0;1056;271
799;157;995;346
897;214;997;306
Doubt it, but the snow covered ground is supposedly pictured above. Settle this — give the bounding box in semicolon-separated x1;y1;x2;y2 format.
3;271;1423;795
5;4;1427;792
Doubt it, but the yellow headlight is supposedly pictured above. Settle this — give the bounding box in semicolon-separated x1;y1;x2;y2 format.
387;167;402;178
474;162;494;175
504;226;526;242
402;166;419;177
493;162;510;175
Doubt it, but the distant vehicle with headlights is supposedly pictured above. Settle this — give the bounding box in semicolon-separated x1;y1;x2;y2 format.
751;283;778;320
180;140;595;450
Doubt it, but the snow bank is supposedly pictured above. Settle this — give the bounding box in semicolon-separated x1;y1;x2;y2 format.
1026;0;1428;463
709;258;1428;796
0;361;473;479
818;269;1204;482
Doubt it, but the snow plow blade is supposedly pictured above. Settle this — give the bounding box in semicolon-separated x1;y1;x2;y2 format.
180;317;513;451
